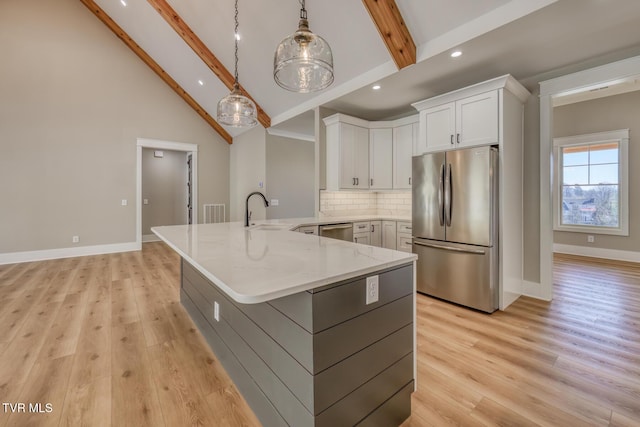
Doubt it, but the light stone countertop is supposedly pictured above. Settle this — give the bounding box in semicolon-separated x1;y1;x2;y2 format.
152;220;416;304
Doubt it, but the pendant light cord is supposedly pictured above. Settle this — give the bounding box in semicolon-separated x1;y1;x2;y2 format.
299;0;307;20
234;0;239;87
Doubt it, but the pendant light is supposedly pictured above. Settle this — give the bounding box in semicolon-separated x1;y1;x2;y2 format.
217;0;257;128
273;0;334;93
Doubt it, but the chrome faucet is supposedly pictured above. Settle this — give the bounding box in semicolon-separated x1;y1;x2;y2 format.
245;191;269;227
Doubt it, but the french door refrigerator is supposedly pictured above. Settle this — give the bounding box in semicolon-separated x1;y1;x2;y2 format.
412;146;498;313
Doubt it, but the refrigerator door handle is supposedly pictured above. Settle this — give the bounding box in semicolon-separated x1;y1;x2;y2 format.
444;163;452;227
413;240;486;255
438;163;445;226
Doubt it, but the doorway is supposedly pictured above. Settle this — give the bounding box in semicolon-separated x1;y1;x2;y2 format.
538;55;640;300
136;138;198;250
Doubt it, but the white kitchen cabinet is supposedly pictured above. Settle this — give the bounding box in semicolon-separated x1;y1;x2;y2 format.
370;220;382;247
382;220;396;249
369;128;393;189
324;115;370;190
415;90;498;154
393;124;414;189
296;225;318;235
396;221;413;253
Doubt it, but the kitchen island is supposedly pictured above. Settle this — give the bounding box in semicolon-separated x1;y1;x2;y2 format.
153;222;417;427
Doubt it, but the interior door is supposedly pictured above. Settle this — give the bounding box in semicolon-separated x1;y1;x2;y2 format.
412;152;446;241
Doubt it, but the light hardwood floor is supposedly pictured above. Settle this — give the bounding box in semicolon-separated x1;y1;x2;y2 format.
0;245;638;426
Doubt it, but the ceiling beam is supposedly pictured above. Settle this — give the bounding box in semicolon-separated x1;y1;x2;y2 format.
79;0;233;144
147;0;271;129
362;0;416;69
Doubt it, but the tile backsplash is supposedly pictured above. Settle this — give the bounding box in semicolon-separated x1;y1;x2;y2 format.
320;190;411;217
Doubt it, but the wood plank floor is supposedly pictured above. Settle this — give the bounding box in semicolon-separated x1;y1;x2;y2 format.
0;245;638;426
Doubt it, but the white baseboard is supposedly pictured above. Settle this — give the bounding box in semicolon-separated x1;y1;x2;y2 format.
142;234;161;243
0;242;140;265
522;280;551;301
553;243;640;263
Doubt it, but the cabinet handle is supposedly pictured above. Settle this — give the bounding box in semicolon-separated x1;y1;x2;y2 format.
456;133;460;144
352;177;356;185
371;178;373;186
356;177;359;186
450;134;454;145
371;224;375;232
409;177;411;185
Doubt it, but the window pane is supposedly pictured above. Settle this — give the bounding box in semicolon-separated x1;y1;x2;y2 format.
563;148;588;166
590;164;618;185
561;184;619;227
563;165;588;185
590;147;618;165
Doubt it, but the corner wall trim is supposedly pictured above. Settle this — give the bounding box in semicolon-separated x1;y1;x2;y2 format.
553;243;640;264
0;242;139;265
522;280;550;301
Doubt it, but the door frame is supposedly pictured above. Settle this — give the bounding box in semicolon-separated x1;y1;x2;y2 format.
538;55;640;301
136;138;198;250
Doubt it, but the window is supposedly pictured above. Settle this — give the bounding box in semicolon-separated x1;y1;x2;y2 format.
553;129;629;236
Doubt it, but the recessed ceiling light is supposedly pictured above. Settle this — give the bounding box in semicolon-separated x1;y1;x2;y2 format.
120;0;127;6
372;84;381;90
451;50;462;58
198;80;204;86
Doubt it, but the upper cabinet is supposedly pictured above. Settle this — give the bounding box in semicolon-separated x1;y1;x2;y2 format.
324;114;418;191
325;115;370;190
412;75;530;155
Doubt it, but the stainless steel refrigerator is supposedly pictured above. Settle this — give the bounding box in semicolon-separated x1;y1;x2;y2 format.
412;146;498;313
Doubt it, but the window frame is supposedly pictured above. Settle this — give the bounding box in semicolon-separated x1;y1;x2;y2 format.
553;129;629;236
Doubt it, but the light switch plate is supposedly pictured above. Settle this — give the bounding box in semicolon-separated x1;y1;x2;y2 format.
121;199;128;206
366;276;379;305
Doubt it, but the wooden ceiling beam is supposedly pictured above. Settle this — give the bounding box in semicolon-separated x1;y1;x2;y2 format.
147;0;271;129
362;0;416;70
79;0;233;144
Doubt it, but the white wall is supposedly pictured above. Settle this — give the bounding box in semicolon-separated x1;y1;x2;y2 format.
0;0;230;255
266;135;315;219
230;126;267;222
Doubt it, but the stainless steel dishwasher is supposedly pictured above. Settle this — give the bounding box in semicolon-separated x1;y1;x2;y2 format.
319;223;353;242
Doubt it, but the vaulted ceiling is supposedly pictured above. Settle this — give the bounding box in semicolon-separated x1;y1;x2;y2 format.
83;0;640;142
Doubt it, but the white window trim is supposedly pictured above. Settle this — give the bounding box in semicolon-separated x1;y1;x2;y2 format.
553;129;629;236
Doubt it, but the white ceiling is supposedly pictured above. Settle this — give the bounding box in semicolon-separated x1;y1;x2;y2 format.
93;0;640;140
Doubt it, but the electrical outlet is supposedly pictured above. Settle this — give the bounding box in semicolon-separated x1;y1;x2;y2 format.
214;301;220;322
366;276;379;305
72;236;79;243
587;235;595;243
143;198;149;205
271;199;279;206
121;199;128;206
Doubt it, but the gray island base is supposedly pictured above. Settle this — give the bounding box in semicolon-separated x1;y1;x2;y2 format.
180;258;415;426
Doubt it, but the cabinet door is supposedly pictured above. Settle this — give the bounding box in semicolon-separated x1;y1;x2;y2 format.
353;232;370;245
382;221;396;249
456;90;498;148
369;129;393;189
393;124;413;189
354;125;370;188
339;123;358;189
421;102;455;153
370;221;382;247
396;235;413;253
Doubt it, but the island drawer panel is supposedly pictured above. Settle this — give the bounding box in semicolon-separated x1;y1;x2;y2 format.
183;267;317;411
358;381;414;427
314;295;413;373
315;324;413;413
316;353;413;426
270;263;413;333
181;289;288;427
182;260;315;372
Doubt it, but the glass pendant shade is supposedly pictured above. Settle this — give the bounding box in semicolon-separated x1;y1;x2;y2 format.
274;13;334;93
216;0;257;128
217;84;257;128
